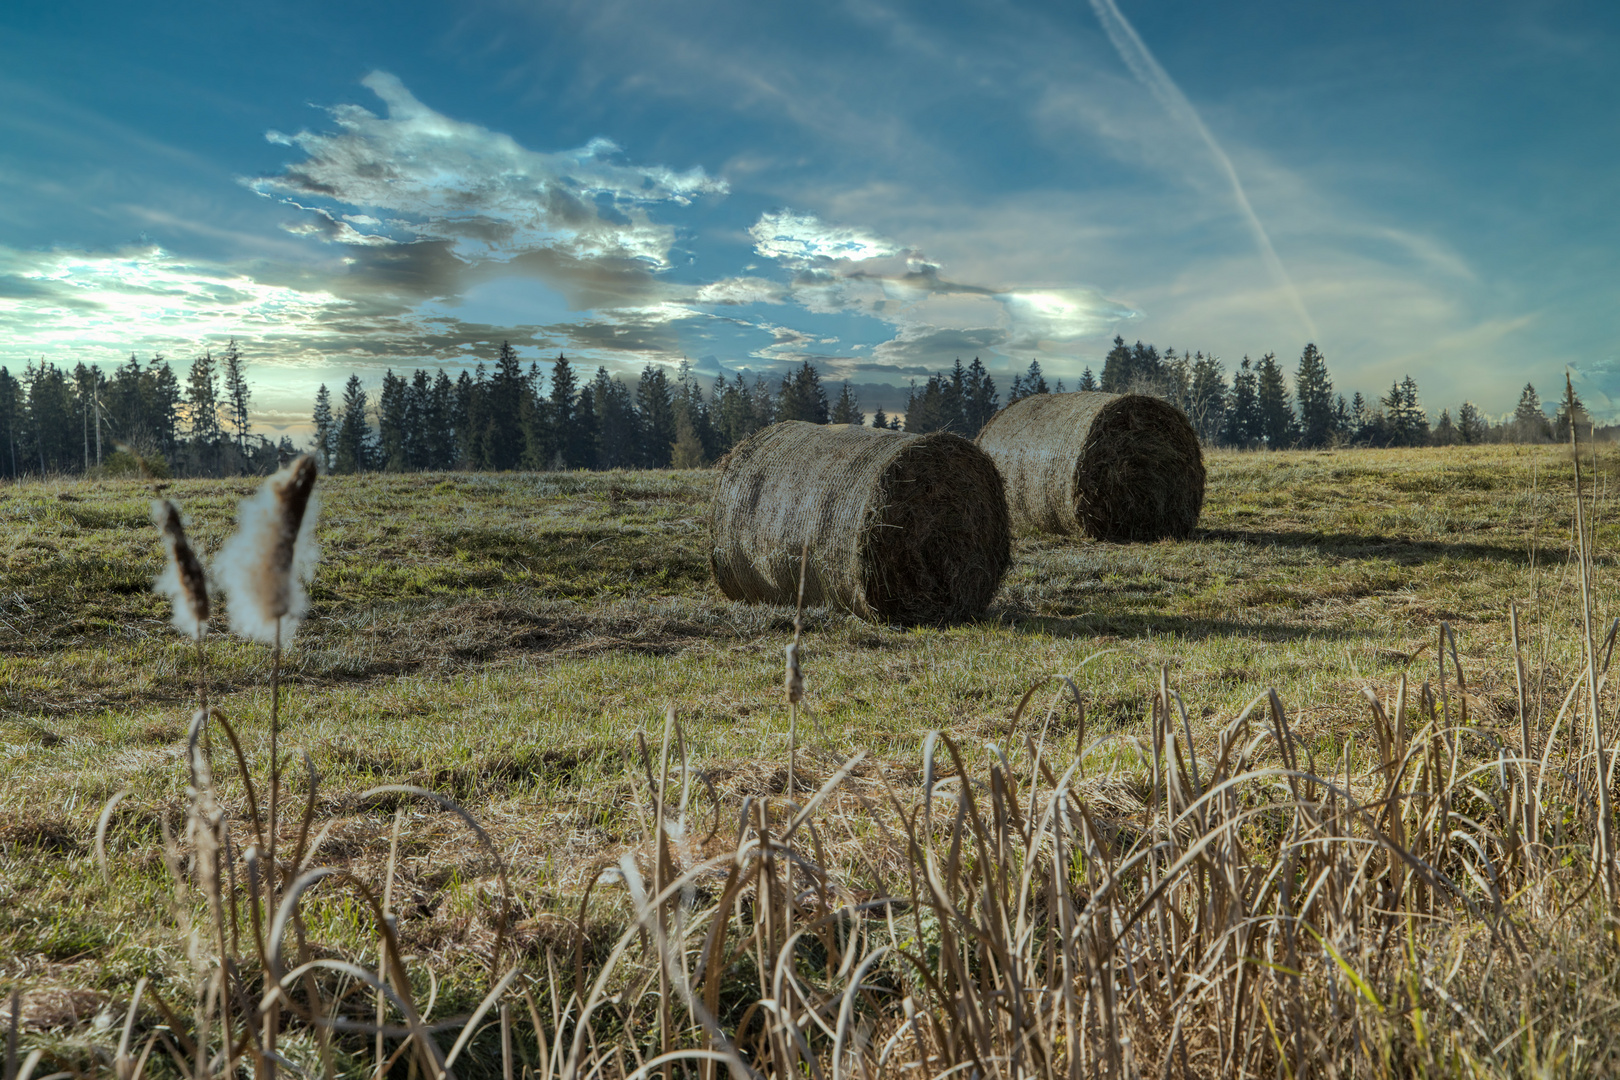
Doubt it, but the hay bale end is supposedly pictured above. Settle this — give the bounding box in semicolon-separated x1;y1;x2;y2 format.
709;421;1011;624
975;392;1204;541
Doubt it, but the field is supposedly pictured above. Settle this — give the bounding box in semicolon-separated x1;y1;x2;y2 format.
5;443;1620;1077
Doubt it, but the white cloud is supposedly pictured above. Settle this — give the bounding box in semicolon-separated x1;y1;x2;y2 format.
0;245;350;354
749;210;899;264
252;72;728;269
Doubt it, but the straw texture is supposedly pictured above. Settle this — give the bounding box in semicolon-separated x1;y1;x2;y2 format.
709;421;1010;624
976;391;1205;541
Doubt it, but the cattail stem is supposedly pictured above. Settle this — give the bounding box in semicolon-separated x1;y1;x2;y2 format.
1570;376;1615;907
264;615;282;1079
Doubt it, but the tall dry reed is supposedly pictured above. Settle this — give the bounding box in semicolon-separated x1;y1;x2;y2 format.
15;444;1620;1080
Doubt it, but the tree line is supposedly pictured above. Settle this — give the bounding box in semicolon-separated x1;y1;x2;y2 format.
309;345;880;474
1063;337;1592;449
0;336;1594;480
0;341;295;480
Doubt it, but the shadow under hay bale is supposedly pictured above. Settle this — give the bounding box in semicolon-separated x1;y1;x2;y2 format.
709;421;1011;625
976;391;1205;541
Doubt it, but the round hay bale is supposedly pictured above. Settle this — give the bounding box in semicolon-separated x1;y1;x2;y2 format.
975;392;1204;541
709;421;1011;625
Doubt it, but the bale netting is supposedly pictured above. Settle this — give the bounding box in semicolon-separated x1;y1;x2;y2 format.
975;391;1205;541
709;421;1011;625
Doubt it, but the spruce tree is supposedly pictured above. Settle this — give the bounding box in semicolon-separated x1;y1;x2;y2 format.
903;375;957;433
1254;353;1296;448
962;357;999;434
592;368;641;469
377;370;408;471
0;366;20;479
480;342;526;471
871;404;889;429
776;361;829;423
405;369;432;469
186;352;222;475
1009;359;1048;402
1458;401;1485;444
636;364;676;467
311;384;335;470
1099;336;1133;393
1349;392;1372;444
220;338;251;457
1189;354;1227;444
547;354;579;468
1223;357;1259;447
1077;367;1097;393
829;381;863;425
1555;381;1590;444
573;376;599;468
1512;383;1552;443
1434;409;1457;445
335;374;372;473
146;357;183;462
1294;343;1335;448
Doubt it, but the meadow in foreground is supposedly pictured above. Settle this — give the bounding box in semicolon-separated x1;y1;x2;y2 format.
4;443;1620;1077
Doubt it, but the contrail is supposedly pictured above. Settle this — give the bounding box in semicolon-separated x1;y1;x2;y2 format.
1087;0;1319;342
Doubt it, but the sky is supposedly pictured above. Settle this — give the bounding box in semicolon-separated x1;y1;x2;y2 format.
2;0;1618;435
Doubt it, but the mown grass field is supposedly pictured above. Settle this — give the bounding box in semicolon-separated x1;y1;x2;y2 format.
2;443;1618;1071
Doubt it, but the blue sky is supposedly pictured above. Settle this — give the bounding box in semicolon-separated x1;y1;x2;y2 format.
2;0;1617;433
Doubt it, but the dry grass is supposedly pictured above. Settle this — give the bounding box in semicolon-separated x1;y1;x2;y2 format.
5;444;1620;1077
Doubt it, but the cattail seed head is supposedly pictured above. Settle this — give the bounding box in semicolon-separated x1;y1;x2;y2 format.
784;641;805;703
218;455;321;644
152;499;209;636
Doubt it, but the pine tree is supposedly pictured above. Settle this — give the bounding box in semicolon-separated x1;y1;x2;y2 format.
1009;359;1048;403
481;342;527;471
427;371;457;469
146;357;183;463
830;381;863;425
1555;380;1590;444
1077;367;1097;393
962;357;999;434
1223;357;1260;448
1294;343;1335;448
1402;376;1429;444
1099;336;1133;393
1188;354;1227;444
573;379;598;467
1254;353;1296;448
1053;379;1066;393
1434;409;1457;445
1458;401;1485;444
1349;392;1373;444
672;361;716;465
377;371;407;471
220;338;251;458
1511;383;1551;443
0;366;21;479
405;369;432;469
777;361;829;423
185;352;222;475
549;353;580;468
335;374;372;473
903;374;962;434
311;384;335;470
871;405;889;429
637;364;676;467
592;368;641;469
671;407;705;468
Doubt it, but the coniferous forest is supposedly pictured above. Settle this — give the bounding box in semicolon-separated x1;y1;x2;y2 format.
0;336;1595;479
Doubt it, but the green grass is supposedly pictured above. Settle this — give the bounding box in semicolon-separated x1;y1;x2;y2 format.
2;443;1616;1062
